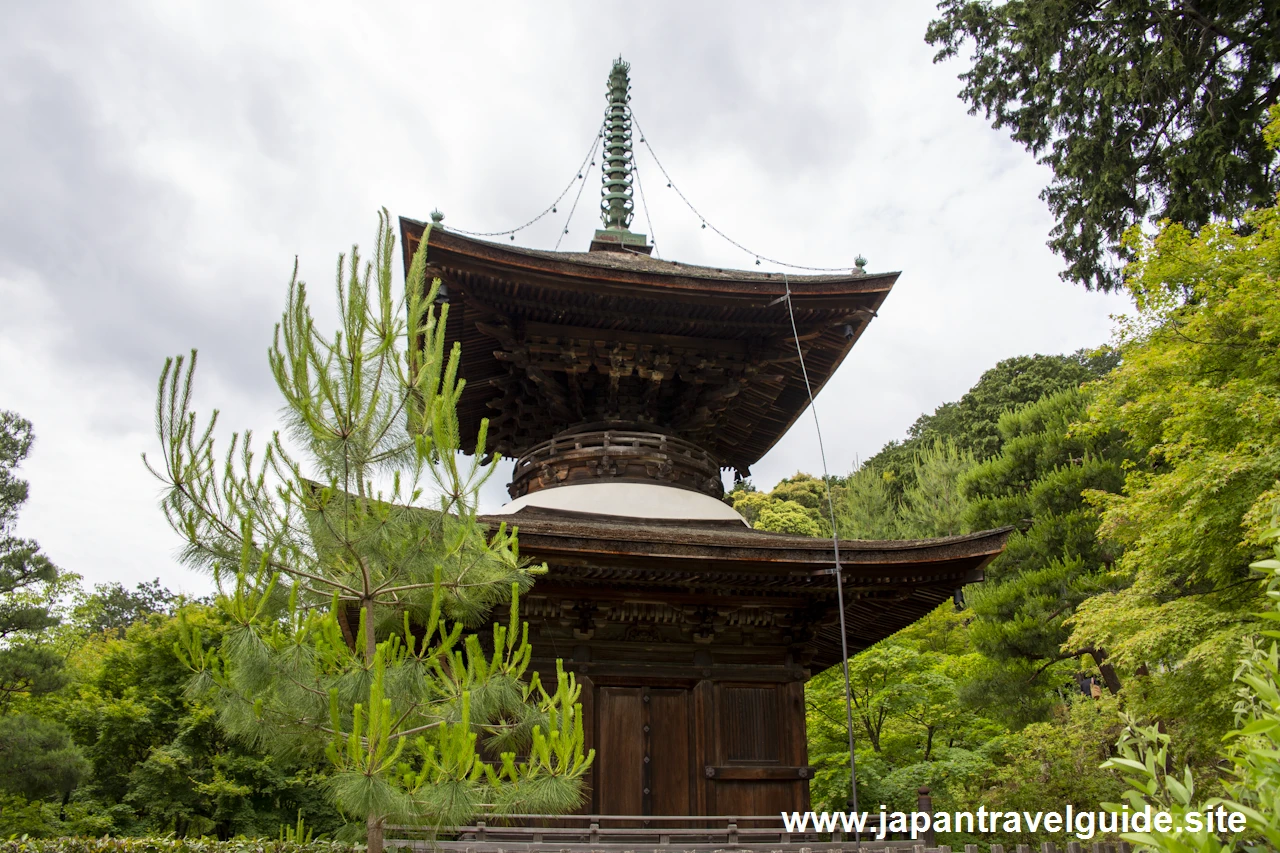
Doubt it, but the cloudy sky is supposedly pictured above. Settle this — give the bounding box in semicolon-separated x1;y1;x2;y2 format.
1;2;1131;596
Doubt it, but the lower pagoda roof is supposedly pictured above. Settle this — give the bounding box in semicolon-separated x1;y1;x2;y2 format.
401;220;897;475
481;506;1010;669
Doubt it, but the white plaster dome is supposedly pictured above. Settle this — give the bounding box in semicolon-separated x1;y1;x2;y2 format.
490;481;749;526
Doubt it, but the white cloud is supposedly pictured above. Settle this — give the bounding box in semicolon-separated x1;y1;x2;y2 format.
0;0;1131;595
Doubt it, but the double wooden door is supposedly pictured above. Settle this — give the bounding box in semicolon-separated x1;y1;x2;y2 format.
594;685;694;816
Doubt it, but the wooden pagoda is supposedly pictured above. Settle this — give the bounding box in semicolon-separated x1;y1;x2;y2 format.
398;58;1007;821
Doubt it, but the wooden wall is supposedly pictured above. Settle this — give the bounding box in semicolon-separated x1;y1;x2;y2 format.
549;668;811;817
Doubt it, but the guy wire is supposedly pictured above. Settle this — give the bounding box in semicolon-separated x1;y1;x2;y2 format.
633;156;660;258
450;121;605;240
555;137;598;252
780;273;861;842
633;111;863;273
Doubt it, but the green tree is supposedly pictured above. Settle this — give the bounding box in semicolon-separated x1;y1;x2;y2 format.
1102;526;1280;852
806;607;1010;821
730;473;830;536
146;213;591;852
0;410;89;807
74;579;179;637
961;387;1132;712
866;350;1117;499
897;438;976;538
0;714;87;801
0;410;63;705
927;1;1280;291
754;500;822;536
43;602;342;838
1067;186;1280;755
834;464;899;540
836;643;920;754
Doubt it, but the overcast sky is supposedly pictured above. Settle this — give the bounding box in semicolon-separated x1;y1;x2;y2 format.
1;2;1131;596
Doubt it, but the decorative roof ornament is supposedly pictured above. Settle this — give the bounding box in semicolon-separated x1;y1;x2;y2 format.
601;57;634;231
590;57;651;253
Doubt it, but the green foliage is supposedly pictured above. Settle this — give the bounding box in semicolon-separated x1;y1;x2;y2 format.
1;410;62;700
806;607;1009;826
1067;189;1280;762
1081;201;1280;590
0;714;89;800
865;350;1116;499
958;694;1129;847
834;438;976;541
754;500;822;536
24;604;345;839
144;213;590;851
0;841;356;853
731;473;830;536
960;386;1132;718
0;409;90;811
1100;526;1280;852
0;793;114;839
927;2;1280;291
895;438;975;538
833;464;899;540
73;580;180;638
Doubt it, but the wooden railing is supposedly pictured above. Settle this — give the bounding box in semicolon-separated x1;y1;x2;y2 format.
509;427;724;499
388;813;875;850
386;812;1140;852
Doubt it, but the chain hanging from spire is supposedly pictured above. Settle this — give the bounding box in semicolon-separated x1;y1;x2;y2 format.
600;57;634;231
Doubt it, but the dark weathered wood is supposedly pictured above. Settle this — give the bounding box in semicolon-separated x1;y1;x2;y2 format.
510;428;724;499
596;688;644;816
400;219;895;470
649;688;692;815
703;766;814;780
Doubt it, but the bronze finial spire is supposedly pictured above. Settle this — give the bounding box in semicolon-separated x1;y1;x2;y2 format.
590;57;652;253
601;57;634;231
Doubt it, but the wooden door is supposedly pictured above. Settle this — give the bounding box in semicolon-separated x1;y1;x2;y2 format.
594;686;693;816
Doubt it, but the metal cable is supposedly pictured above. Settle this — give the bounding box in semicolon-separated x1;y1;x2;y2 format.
632;112;864;274
448;121;605;239
780;273;861;841
633;156;660;259
554;138;598;251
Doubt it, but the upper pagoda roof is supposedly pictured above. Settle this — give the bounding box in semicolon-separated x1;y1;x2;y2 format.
400;219;897;473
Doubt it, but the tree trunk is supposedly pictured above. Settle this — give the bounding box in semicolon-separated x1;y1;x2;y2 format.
364;596;382;853
364;597;377;664
923;726;935;761
862;716;881;753
1086;647;1123;695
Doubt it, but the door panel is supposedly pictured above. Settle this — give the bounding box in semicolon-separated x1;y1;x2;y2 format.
648;689;692;815
596;688;645;815
594;685;693;816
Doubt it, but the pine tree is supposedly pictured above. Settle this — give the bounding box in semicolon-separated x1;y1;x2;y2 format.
0;409;61;690
0;410;89;802
959;387;1132;723
146;212;592;852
